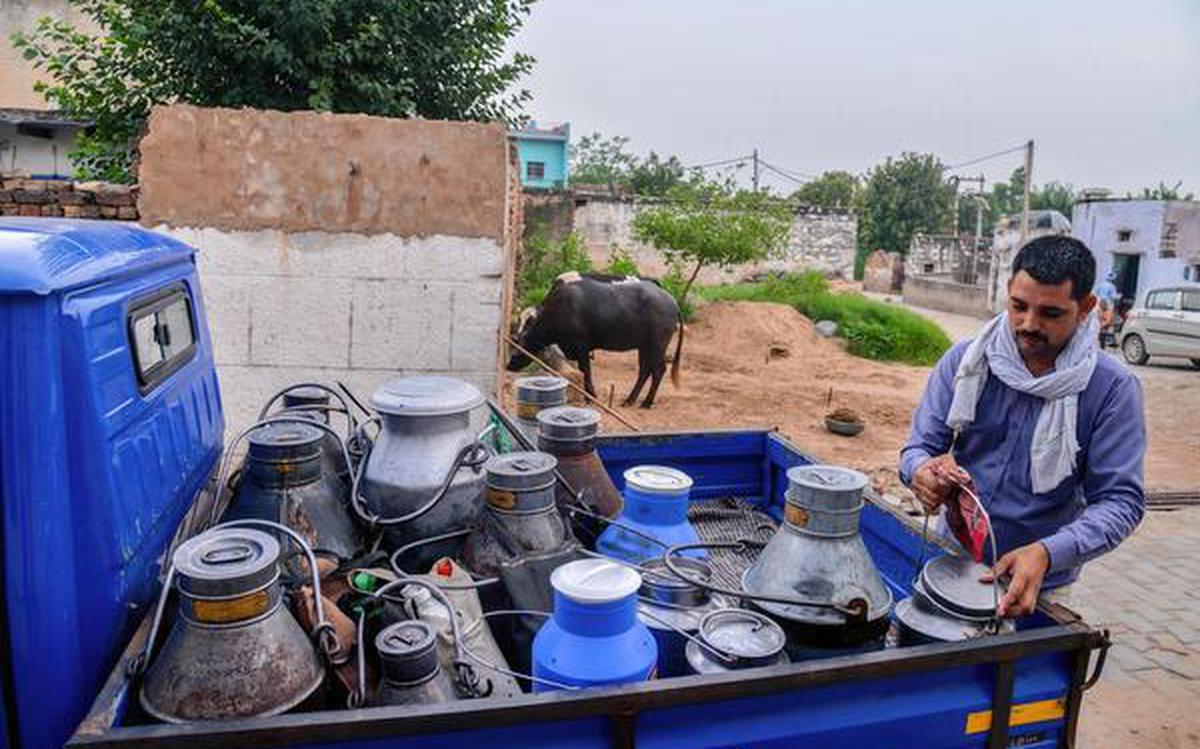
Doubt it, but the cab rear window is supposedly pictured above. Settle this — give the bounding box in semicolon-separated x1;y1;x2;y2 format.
127;284;197;391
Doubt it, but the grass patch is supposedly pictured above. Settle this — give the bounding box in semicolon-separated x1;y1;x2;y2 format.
696;272;951;366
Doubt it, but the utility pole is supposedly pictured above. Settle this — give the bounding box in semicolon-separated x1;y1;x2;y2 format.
951;176;961;237
1019;139;1034;245
752;148;760;192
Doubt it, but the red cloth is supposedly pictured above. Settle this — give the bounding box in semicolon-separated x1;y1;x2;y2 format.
932;465;991;562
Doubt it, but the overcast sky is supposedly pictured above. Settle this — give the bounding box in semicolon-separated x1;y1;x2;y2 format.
512;0;1200;195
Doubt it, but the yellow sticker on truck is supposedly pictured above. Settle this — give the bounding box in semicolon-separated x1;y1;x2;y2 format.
964;697;1066;734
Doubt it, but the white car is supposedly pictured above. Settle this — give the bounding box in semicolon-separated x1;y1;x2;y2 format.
1119;286;1200;368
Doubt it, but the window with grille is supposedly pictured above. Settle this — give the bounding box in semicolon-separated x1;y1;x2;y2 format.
526;161;546;180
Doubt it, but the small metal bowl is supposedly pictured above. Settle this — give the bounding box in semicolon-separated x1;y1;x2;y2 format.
825;416;865;437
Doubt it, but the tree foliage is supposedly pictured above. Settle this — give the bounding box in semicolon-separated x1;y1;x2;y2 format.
632;181;793;306
570;132;686;197
1131;181;1195;201
790;170;861;210
857;153;955;261
11;0;536;181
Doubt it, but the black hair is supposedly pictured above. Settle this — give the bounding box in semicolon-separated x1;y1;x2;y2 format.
1011;235;1096;300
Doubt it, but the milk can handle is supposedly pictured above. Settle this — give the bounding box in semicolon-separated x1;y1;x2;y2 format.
257;382;358;442
663;541;869;620
348;440;488;528
634;605;739;666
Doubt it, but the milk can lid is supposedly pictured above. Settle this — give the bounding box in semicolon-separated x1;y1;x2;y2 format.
920;555;1001;618
894;596;983;642
282;387;330;407
370;375;484;417
485;451;558;480
785;465;868;494
624;465;693;495
248;421;323;449
698;609;786;661
536;405;601;438
376;620;437;659
173;528;280;597
515;375;569;393
551;558;641;604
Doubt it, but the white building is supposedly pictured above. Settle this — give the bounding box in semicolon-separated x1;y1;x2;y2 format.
0;108;88;177
1072;198;1200;306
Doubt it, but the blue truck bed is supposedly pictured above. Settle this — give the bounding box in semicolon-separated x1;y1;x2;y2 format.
69;429;1108;749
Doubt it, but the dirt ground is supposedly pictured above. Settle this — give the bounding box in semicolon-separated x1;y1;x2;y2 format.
513;297;1198;497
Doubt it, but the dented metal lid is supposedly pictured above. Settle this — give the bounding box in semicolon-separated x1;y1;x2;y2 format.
536;406;601;441
920;555;1001;619
370;375;484;417
485;451;558;491
515;376;569;405
173;528;280;598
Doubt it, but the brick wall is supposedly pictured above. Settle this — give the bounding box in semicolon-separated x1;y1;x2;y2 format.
0;177;138;220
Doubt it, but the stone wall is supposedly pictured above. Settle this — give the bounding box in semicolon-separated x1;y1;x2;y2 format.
0;176;138;219
902;274;991;318
522;189;574;241
572;194;858;282
862;250;904;293
138;105;516;430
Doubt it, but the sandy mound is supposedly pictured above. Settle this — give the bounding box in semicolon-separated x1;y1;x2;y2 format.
504;301;931;500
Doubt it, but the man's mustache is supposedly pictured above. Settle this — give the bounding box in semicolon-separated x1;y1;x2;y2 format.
1018;331;1047;344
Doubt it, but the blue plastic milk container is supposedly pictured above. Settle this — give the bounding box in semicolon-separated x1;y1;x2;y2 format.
532;558;658;691
596;465;705;564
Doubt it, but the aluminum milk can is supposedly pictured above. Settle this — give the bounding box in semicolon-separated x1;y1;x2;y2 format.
513;375;568;444
684;609;790;675
140;528;324;722
280;386;351;485
223;421;361;563
372;620;458;707
742;465;893;648
535;406;623;542
360;376;488;567
636;557;724;678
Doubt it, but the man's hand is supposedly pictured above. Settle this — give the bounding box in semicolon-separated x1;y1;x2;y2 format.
911;455;969;514
981;542;1051;618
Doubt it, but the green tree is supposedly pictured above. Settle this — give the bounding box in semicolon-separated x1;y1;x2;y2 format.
857;153;955;270
1132;181;1195;201
632;181;793;307
628;152;686;197
570;132;635;190
11;0;536;181
790;170;860;210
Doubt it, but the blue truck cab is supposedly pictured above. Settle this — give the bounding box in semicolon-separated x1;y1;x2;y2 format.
0;219;1108;749
0;219;223;749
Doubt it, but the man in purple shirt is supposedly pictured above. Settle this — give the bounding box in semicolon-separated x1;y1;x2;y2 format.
901;235;1145;617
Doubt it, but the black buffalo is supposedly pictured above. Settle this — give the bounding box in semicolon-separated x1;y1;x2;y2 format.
507;273;684;409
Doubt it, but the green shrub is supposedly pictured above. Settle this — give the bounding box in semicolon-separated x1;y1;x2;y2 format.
695;272;950;366
517;232;592;310
604;246;641;277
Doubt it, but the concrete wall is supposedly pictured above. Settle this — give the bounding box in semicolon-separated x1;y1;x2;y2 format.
573;194;857;282
903;274;991;318
138;105;517;431
522;189;574;241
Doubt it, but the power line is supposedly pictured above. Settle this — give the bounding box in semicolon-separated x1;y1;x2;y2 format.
759;159;815;184
944;143;1027;172
687;154;753;170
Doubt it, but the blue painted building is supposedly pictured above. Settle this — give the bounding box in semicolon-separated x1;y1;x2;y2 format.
511;121;570;189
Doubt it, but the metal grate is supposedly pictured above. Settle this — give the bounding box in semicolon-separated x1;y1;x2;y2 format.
688;497;777;592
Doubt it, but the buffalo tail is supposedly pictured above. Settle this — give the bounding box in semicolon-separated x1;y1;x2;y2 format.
670;314;684;388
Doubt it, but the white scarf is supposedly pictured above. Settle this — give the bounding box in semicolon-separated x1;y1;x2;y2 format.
947;312;1099;494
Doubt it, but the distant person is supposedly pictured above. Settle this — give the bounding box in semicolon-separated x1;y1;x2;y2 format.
900;236;1145;617
1095;270;1119;305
